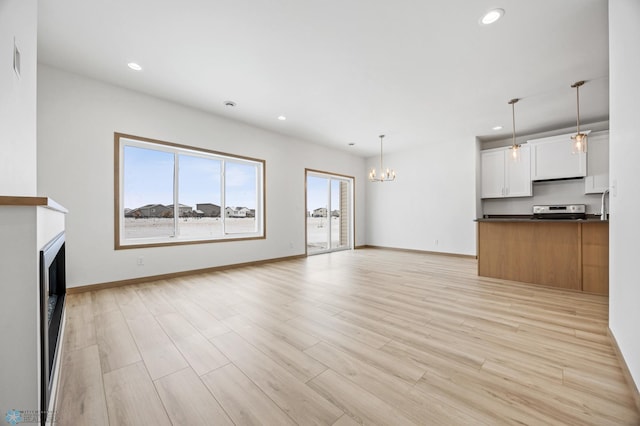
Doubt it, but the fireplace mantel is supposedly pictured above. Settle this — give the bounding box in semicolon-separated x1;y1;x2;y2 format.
0;195;68;213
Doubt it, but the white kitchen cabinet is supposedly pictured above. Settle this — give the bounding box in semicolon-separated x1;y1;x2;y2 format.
529;132;587;180
584;130;609;194
481;145;532;198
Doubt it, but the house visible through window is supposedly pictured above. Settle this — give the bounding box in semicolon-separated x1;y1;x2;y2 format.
115;133;265;249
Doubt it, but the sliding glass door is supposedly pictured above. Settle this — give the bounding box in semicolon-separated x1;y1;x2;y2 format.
306;170;353;254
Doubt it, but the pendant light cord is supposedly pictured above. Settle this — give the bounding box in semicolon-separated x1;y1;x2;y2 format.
512;101;516;145
576;84;581;133
379;135;384;174
508;98;519;148
571;80;585;135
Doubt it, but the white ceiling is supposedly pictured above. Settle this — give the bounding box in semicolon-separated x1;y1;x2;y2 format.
37;0;609;157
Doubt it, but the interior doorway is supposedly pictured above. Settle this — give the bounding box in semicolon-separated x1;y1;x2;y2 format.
305;169;354;255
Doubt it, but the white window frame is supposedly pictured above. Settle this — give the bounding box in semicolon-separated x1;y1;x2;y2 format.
115;133;265;249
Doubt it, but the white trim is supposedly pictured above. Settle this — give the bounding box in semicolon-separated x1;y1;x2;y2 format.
46;309;66;424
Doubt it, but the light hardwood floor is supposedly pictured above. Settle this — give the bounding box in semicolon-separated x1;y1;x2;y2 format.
55;249;640;425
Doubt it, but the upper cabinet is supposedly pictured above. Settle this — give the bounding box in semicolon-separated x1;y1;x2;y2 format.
584;131;609;194
529;132;587;181
481;145;532;198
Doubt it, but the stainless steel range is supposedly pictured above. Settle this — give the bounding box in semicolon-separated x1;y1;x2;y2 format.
532;204;586;220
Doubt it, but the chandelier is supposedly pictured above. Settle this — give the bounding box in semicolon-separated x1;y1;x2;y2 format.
571;80;588;154
369;135;396;182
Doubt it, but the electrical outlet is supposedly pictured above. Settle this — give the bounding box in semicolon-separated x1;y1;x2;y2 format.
435;239;439;246
289;241;293;249
137;256;144;266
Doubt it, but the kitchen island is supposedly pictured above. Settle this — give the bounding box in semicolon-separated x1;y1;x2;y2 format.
477;218;609;295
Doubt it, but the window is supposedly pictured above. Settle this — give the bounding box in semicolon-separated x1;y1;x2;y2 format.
305;169;354;254
115;133;265;249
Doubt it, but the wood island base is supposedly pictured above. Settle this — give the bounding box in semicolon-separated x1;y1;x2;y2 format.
477;220;609;295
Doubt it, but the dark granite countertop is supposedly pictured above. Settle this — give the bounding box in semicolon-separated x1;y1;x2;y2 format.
475;215;608;223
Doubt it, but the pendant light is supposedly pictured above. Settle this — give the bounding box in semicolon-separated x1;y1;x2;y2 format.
571;80;588;154
508;98;520;161
369;135;396;182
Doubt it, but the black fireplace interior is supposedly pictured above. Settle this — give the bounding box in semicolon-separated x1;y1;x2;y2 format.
40;231;66;423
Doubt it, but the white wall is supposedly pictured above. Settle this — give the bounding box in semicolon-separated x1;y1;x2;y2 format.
0;0;41;416
0;0;37;196
0;203;64;417
37;65;366;288
365;136;476;256
609;0;640;391
482;180;604;216
481;121;610;151
0;207;38;416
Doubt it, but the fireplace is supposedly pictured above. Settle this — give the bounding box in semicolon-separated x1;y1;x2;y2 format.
39;231;66;423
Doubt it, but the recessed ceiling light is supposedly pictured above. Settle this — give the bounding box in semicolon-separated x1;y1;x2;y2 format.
480;9;504;25
127;62;142;71
277;115;287;121
492;125;503;130
224;101;237;107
